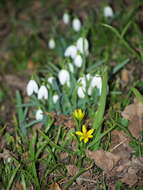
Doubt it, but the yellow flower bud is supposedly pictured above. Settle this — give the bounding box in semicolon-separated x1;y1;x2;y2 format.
73;109;85;121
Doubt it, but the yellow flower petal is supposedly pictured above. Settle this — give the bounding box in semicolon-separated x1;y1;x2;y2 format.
84;138;89;143
80;136;84;141
88;135;93;139
87;129;94;136
82;125;87;134
75;131;83;136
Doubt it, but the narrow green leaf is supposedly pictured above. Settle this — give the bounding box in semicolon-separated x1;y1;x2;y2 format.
131;87;143;104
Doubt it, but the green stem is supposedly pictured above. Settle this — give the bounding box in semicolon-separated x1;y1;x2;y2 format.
91;68;108;150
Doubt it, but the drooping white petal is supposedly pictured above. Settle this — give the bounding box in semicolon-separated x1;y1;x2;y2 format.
77;87;85;98
38;85;48;100
58;69;70;85
48;38;56;49
74;54;83;68
35;109;43;120
64;45;77;59
72;18;81;32
53;94;59;103
76;37;89;54
90;75;102;95
86;73;92;81
48;77;54;84
87;86;93;96
104;6;114;18
63;12;70;24
26;80;38;96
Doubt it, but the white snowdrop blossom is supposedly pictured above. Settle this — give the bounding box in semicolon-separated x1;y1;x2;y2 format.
90;75;102;95
68;63;74;73
58;69;70;85
48;76;54;84
77;76;87;98
104;6;114;18
36;109;43;120
63;12;70;24
72;17;81;32
74;54;83;68
64;45;77;59
76;37;89;55
26;79;38;96
77;87;85;98
38;85;48;100
78;76;86;88
48;38;56;49
53;94;59;103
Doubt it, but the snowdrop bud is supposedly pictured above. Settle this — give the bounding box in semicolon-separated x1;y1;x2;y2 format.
38;85;48;100
90;75;102;95
72;17;81;32
48;77;54;84
58;69;70;85
36;109;43;120
104;6;113;18
64;45;77;59
74;54;83;68
76;37;89;54
48;38;56;49
53;94;59;103
68;63;74;73
77;87;85;98
26;79;38;96
63;12;70;24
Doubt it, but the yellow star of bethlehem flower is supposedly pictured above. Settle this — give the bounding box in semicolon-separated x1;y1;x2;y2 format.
75;125;94;143
73;109;85;121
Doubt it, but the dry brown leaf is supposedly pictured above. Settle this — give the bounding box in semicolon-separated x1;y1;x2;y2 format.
66;164;79;176
86;150;121;172
121;69;129;84
110;130;132;160
87;148;143;187
60;152;69;160
122;101;143;139
121;168;138;187
50;182;62;190
12;182;24;190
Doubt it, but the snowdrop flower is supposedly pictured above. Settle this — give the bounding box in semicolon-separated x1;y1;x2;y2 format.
74;54;83;68
68;63;74;73
26;79;38;96
36;109;43;120
38;85;48;100
77;87;85;98
72;17;81;32
104;6;114;18
77;76;87;98
63;12;70;24
58;69;70;85
53;94;59;103
76;37;89;55
78;76;86;88
64;45;77;59
48;38;56;49
48;76;54;84
90;75;102;95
